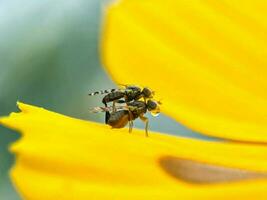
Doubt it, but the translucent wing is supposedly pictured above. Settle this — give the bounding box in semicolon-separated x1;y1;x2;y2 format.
89;105;128;113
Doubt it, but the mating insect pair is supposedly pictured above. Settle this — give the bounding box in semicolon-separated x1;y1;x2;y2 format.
89;85;161;136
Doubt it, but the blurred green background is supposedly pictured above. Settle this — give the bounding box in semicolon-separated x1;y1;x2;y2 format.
0;1;210;199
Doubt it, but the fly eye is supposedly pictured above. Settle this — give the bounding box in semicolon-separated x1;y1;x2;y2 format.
147;100;160;117
150;105;160;117
147;100;157;110
143;87;154;98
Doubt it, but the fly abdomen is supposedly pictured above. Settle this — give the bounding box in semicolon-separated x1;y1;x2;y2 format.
107;110;130;128
102;91;125;106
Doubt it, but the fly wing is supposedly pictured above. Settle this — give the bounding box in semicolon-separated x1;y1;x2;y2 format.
88;89;118;96
89;105;128;113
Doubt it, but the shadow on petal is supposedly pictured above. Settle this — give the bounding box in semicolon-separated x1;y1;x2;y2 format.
158;156;267;184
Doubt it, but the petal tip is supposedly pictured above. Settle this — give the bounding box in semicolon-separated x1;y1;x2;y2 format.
16;101;43;113
0;116;9;124
0;112;21;129
16;101;28;112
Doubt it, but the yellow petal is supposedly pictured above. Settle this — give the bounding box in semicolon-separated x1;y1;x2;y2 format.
101;0;267;142
1;102;267;199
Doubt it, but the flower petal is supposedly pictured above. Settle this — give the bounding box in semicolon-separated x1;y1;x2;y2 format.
101;0;267;142
1;102;267;199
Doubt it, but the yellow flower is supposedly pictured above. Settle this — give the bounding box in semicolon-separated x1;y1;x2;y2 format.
102;0;267;142
1;0;267;199
1;102;267;200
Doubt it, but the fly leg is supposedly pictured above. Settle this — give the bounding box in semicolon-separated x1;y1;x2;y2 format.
103;98;109;125
139;114;149;137
112;101;116;112
143;97;147;103
128;110;134;133
129;120;133;133
105;110;110;124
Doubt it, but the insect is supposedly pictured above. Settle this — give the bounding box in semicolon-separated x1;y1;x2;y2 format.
88;85;155;110
90;100;161;136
